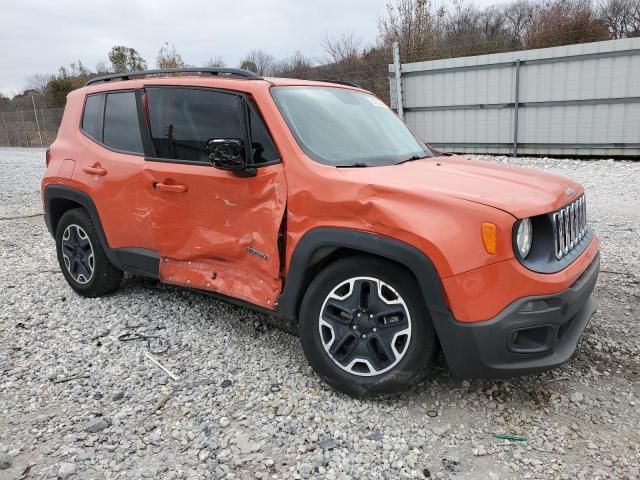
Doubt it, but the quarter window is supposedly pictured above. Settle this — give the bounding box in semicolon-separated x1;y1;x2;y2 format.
81;94;104;141
248;107;279;164
147;88;244;163
103;92;143;153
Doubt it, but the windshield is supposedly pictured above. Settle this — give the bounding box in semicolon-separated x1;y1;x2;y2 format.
271;86;431;166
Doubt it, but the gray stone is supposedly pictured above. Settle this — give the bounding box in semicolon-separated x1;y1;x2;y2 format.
318;435;337;450
570;392;584;403
85;417;111;433
442;457;461;472
58;462;77;479
433;424;452;437
299;463;313;476
0;452;11;470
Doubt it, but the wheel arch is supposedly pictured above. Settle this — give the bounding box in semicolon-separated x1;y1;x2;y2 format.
43;185;120;267
277;228;452;328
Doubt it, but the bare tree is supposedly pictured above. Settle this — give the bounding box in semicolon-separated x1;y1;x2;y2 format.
526;0;610;49
26;74;52;95
204;56;226;67
271;52;314;78
504;0;537;42
322;32;363;79
239;50;275;75
378;0;440;62
632;0;640;36
599;0;640;38
157;42;185;69
95;62;110;74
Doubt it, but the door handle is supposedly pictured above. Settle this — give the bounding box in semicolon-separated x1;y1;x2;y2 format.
83;164;107;176
153;182;187;193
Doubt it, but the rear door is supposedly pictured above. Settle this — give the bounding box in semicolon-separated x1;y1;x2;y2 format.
141;86;287;309
75;90;153;251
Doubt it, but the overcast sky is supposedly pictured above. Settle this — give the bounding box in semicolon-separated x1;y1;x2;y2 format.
0;0;498;98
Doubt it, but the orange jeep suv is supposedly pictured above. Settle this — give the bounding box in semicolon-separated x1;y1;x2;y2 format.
42;68;600;395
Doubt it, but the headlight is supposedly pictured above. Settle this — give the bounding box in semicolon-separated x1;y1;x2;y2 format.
516;218;533;258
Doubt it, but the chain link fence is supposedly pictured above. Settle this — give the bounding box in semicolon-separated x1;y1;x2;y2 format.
0;50;395;150
0;106;65;148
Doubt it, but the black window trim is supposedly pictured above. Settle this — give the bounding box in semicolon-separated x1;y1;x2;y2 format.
140;84;281;168
79;89;146;157
245;98;282;167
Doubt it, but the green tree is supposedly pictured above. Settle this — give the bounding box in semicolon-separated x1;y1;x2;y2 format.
108;46;147;73
46;62;91;105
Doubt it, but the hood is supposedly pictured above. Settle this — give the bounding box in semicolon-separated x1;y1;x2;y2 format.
337;156;583;218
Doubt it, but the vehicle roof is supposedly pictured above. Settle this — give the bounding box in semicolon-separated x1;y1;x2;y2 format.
84;75;369;96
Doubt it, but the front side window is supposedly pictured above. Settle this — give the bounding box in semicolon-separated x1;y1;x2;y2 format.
147;88;244;163
103;92;143;153
272;86;431;166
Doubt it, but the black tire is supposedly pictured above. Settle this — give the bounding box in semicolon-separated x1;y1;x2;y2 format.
55;208;123;297
299;256;438;396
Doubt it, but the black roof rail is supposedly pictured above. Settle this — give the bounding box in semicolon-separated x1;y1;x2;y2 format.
85;67;261;86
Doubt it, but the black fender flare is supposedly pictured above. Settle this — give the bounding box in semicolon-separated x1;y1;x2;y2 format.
43;184;120;266
276;228;452;329
42;184;159;278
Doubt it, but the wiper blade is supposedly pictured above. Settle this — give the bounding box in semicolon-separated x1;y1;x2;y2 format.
336;162;369;168
395;155;429;165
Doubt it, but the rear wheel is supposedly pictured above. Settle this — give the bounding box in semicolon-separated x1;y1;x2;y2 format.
299;256;438;396
56;208;123;297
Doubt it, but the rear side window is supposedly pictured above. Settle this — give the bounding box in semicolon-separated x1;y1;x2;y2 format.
248;107;279;164
81;94;104;140
147;87;244;163
103;92;143;153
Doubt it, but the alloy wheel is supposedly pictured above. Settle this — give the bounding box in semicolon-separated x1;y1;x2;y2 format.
61;224;95;285
318;276;412;376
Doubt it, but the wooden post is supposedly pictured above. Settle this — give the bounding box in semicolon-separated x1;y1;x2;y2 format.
32;96;44;147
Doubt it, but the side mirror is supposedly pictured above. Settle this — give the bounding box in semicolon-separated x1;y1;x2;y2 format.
207;138;247;171
207;138;257;178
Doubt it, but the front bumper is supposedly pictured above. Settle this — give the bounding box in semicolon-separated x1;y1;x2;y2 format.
437;252;600;378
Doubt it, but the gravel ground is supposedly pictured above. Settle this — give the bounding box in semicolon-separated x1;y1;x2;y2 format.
0;147;638;480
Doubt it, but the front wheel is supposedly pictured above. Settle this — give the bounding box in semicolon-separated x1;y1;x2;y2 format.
299;256;438;396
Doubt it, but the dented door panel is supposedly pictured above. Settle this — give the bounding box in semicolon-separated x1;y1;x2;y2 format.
144;163;287;309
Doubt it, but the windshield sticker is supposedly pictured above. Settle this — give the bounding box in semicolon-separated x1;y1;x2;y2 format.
366;96;387;108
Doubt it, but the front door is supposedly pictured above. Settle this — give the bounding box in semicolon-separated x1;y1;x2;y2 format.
142;86;287;309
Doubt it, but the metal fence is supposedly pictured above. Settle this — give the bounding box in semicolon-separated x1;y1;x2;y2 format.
0;106;64;148
390;37;640;157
